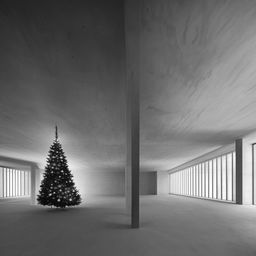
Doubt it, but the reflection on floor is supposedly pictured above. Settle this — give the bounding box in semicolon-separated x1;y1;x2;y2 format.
0;195;256;256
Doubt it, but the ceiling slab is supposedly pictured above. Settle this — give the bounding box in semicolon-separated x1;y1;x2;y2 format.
1;0;256;172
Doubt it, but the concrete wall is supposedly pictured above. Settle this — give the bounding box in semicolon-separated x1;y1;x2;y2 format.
73;170;157;197
157;171;169;194
140;172;157;195
75;171;125;196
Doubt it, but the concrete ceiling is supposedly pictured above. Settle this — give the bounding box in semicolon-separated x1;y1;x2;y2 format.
1;0;256;172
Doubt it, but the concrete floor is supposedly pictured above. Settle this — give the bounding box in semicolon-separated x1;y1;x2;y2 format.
0;195;256;256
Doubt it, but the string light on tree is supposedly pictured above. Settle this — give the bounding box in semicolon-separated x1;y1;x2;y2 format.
37;126;82;208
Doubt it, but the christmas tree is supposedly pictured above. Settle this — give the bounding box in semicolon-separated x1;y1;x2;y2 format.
37;126;81;208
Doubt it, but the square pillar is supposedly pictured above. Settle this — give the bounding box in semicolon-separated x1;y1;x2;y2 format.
31;165;36;204
31;165;41;205
125;0;140;228
235;138;253;204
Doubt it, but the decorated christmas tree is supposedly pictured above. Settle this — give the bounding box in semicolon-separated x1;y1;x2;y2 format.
37;126;81;208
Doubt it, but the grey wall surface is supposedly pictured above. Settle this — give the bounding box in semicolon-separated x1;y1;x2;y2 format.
140;172;157;195
157;171;169;195
77;171;125;196
73;171;157;196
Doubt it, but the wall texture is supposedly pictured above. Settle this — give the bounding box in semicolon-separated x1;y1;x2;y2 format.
72;170;157;196
157;171;169;194
140;172;157;195
74;171;124;196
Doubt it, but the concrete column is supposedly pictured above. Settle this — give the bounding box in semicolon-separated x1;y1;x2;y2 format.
235;138;253;205
125;0;140;228
30;165;36;204
31;165;41;205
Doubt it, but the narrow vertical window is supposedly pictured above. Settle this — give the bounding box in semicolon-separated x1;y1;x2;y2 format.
222;155;227;200
232;152;236;201
198;164;201;197
213;158;217;199
217;157;222;200
209;160;212;198
205;162;208;198
201;163;205;197
0;167;3;198
227;153;232;201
